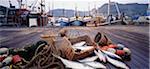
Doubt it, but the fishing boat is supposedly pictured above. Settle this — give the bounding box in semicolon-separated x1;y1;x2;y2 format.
58;17;69;27
69;4;86;26
70;19;86;26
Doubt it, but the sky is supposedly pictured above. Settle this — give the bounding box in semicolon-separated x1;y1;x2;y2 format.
0;0;149;12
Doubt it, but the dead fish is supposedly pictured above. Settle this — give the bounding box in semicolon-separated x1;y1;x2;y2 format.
73;46;94;51
78;56;98;62
106;55;129;69
52;54;94;69
84;61;106;69
94;50;106;62
72;41;86;47
102;50;121;59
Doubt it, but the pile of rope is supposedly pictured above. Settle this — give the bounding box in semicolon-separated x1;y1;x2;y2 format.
23;37;65;69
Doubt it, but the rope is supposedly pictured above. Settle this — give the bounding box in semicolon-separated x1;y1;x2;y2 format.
22;37;65;69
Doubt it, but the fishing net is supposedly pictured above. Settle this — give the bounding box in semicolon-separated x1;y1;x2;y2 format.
23;37;65;69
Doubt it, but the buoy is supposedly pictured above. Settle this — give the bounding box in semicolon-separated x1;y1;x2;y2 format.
1;66;9;69
1;54;8;57
0;56;5;62
0;48;9;55
108;44;117;48
116;44;125;50
0;62;2;67
107;48;116;54
117;44;125;48
2;56;12;66
116;50;125;56
123;48;131;56
100;46;109;51
12;55;22;64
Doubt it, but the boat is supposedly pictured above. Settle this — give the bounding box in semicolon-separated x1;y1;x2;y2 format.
70;20;86;26
58;17;69;27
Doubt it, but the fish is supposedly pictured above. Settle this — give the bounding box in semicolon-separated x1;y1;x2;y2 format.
102;50;122;59
78;56;98;62
52;54;94;69
106;55;129;69
94;50;106;62
83;61;106;69
72;41;86;47
72;46;94;51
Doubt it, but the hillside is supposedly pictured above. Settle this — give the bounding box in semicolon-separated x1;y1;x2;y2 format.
47;3;149;17
97;3;148;16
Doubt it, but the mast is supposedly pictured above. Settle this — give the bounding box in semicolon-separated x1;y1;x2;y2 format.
88;2;90;16
75;3;77;17
52;0;54;16
94;2;97;17
9;0;12;8
63;9;65;17
62;3;65;17
18;0;22;9
48;2;51;15
115;3;121;17
25;0;27;9
75;3;77;19
40;0;45;14
108;0;110;16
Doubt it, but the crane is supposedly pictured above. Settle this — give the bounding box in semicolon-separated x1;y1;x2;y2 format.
28;0;38;12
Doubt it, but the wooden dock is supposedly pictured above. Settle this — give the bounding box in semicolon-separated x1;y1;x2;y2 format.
0;25;149;68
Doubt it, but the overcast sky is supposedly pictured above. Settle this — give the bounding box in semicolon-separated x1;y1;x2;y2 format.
0;0;149;11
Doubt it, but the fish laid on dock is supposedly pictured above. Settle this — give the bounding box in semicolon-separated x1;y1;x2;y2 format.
106;55;129;69
102;50;122;59
72;41;86;47
78;56;98;62
83;61;106;69
52;54;94;69
94;50;106;62
72;46;94;51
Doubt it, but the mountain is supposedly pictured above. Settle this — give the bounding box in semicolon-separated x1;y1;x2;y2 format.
48;9;89;17
47;3;149;17
97;3;149;17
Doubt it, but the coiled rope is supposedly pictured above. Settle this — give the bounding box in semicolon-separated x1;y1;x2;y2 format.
22;37;65;69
